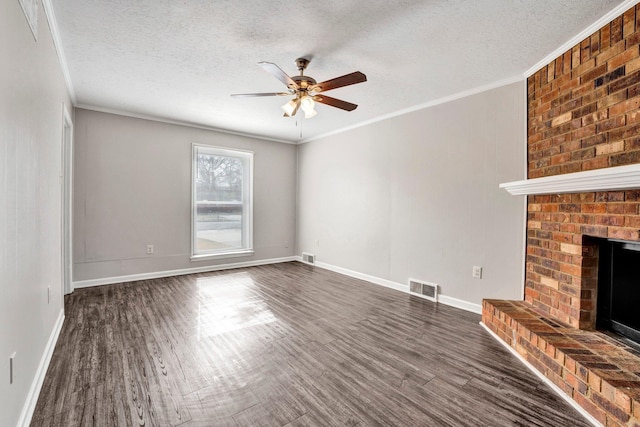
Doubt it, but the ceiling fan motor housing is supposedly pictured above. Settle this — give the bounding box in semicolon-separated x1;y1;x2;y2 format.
292;75;317;90
293;58;315;90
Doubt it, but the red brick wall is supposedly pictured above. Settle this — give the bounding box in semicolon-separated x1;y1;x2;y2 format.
526;5;640;329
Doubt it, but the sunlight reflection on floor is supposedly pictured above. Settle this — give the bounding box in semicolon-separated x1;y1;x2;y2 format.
196;272;277;340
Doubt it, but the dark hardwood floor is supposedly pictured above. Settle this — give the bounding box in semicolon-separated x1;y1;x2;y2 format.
31;262;591;426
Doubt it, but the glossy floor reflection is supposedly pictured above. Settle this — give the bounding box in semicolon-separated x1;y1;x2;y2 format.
196;273;277;340
31;262;591;426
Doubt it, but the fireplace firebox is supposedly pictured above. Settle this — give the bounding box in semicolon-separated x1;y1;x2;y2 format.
596;238;640;345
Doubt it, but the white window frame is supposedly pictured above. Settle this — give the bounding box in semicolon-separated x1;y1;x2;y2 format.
191;143;254;261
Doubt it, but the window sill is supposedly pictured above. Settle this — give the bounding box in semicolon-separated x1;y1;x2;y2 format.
190;249;254;262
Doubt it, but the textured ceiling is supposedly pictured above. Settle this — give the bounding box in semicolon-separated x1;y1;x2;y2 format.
51;0;625;143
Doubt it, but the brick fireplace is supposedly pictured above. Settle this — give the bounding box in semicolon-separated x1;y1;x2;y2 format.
482;4;640;427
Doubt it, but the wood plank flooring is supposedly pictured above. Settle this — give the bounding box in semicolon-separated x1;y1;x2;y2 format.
31;262;591;426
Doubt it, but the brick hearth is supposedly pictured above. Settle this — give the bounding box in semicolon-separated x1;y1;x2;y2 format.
483;300;640;426
482;4;640;426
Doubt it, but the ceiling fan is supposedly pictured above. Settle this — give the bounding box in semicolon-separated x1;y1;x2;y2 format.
231;58;367;118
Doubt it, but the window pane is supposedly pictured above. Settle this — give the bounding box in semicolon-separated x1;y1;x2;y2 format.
192;146;252;257
195;204;242;252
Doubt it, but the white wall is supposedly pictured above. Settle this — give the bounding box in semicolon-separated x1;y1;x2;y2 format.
0;1;72;425
297;82;526;308
73;109;297;283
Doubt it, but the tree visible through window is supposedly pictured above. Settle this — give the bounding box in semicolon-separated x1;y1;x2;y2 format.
192;145;253;257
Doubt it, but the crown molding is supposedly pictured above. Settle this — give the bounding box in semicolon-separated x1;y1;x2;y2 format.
299;75;524;144
525;0;640;77
41;0;77;104
500;163;640;196
75;104;298;145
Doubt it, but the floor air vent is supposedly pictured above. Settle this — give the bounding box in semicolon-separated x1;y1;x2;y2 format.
408;278;438;302
302;252;315;265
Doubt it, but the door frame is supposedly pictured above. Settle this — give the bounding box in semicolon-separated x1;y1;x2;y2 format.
61;104;73;296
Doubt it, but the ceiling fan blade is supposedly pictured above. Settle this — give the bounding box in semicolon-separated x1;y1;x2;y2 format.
313;95;358;111
258;62;299;90
231;92;292;97
309;71;366;93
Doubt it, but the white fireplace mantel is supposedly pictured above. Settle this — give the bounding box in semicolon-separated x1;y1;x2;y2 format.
500;163;640;196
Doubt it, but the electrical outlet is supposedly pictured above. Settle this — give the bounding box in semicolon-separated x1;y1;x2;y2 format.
284;240;289;248
10;352;15;384
47;286;50;304
146;244;154;255
316;240;320;248
472;266;483;279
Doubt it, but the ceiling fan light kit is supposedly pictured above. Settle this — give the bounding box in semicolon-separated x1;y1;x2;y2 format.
300;97;317;118
281;99;298;117
232;57;366;119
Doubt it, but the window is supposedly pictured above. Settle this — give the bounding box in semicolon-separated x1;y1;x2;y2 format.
192;144;253;259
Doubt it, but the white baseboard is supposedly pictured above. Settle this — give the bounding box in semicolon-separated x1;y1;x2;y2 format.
74;255;483;314
314;259;408;293
295;257;482;314
18;308;65;427
73;256;298;288
438;295;482;314
479;322;602;427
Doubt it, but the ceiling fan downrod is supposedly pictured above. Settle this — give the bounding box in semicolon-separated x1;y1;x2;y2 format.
296;57;310;75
